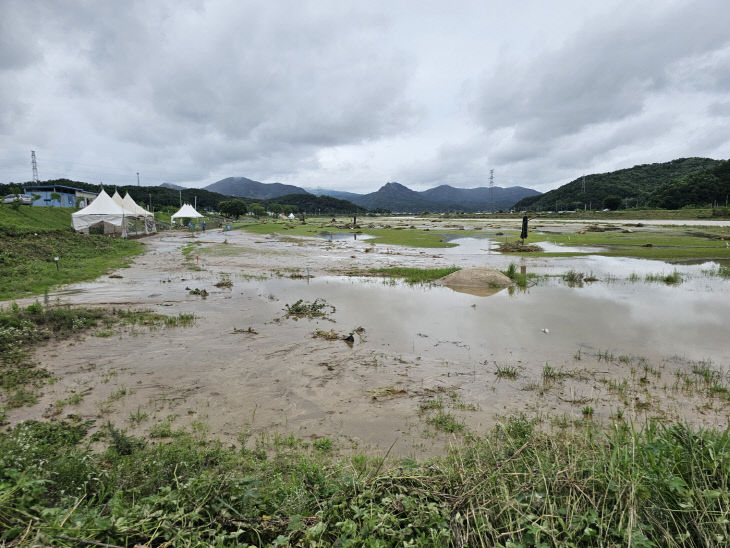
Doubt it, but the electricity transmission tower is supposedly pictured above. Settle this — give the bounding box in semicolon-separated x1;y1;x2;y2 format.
488;169;495;212
31;151;39;183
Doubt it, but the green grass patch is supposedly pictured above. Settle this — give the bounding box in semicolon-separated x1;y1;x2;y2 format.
2;417;729;545
367;266;460;283
0;204;75;234
0;207;143;300
513;227;730;261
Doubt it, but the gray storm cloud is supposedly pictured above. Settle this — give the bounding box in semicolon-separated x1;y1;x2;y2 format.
1;1;729;191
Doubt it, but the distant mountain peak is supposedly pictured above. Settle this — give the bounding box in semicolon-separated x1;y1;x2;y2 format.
203;177;309;200
161;182;185;190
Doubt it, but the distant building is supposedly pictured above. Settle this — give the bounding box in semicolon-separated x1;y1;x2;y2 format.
21;184;98;208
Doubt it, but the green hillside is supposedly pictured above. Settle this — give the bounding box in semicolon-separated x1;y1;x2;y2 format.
0;205;73;234
515;158;723;211
0;205;141;300
646;159;730;209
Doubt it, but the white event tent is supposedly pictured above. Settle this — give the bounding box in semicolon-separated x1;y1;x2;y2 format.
171;203;204;225
72;189;136;236
121;192;156;233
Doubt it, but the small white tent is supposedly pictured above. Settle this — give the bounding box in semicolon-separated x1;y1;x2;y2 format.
171;203;204;225
72;189;136;235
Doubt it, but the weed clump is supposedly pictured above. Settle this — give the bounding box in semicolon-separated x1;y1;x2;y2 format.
214;275;233;288
645;270;683;284
563;269;585;284
284;299;335;319
501;262;535;288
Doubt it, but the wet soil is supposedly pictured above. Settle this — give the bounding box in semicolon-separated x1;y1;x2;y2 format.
6;221;730;456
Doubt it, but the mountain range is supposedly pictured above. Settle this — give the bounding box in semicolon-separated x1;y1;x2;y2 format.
204;177;309;200
198;177;540;212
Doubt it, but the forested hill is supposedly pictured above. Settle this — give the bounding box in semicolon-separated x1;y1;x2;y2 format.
514;158;724;211
646;159;730;209
0;179;364;214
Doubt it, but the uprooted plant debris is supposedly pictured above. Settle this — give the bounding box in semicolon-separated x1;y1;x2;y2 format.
284;299;335;319
188;288;209;297
214;277;233;288
496;241;542;253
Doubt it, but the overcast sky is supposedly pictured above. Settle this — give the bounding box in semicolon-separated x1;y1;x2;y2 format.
2;0;729;193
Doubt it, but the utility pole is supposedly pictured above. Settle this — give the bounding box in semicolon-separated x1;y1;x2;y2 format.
136;172;140;186
179;190;182;207
488;169;495;213
31;151;39;183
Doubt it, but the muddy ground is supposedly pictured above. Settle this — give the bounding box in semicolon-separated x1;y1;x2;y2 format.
6;218;730;456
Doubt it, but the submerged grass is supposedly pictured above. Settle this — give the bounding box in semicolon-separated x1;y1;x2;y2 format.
0;303;195;407
645;270;683;284
1;417;729;546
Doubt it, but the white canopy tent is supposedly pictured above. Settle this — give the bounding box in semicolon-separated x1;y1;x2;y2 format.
122;193;156;233
171;203;204;225
111;190;125;208
72;189;136;236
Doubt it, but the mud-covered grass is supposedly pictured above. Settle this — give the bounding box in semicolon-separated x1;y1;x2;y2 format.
1;417;729;547
367;266;461;284
0;302;195;409
0;207;143;300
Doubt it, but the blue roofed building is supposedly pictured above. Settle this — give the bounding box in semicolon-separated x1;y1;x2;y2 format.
21;184;98;208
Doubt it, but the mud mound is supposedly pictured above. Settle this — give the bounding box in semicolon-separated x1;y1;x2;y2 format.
435;267;513;294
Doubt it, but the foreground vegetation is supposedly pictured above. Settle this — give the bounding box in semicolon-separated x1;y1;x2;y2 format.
0;416;727;546
0;205;143;300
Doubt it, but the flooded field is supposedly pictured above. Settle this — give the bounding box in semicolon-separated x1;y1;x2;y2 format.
6;221;730;456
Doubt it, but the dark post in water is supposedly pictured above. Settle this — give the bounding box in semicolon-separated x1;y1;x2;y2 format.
521;215;528;245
